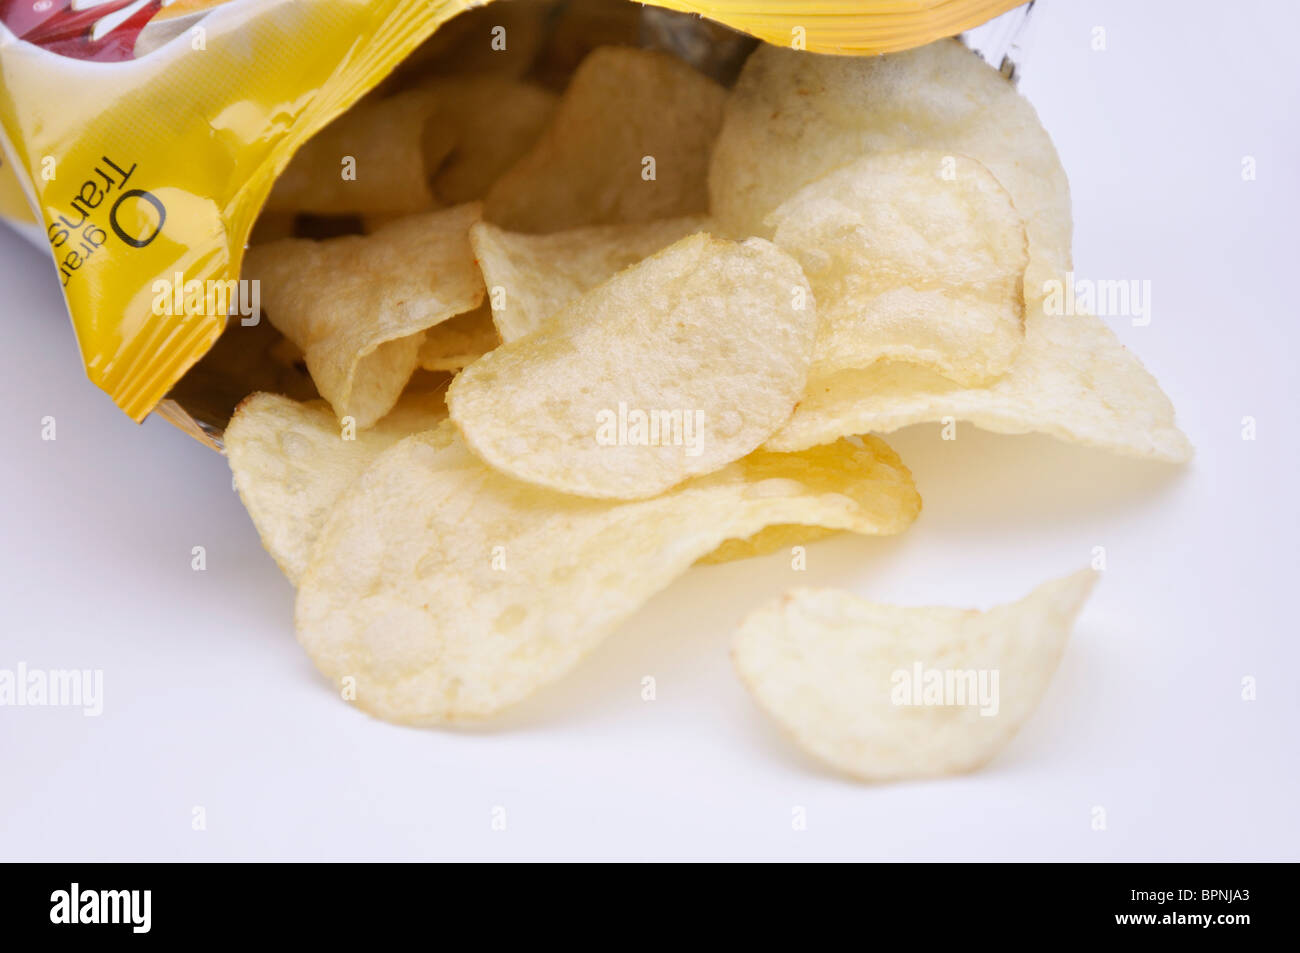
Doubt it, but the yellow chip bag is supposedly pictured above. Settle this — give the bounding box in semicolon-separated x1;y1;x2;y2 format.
0;0;1023;427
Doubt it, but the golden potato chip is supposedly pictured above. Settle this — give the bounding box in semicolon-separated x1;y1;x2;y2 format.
770;151;1028;386
418;77;559;204
416;304;500;372
696;525;840;566
484;47;727;231
732;569;1097;781
448;233;816;499
469;216;709;340
766;301;1192;463
265;88;446;215
243;203;485;428
296;431;921;724
709;39;1072;294
226;390;448;585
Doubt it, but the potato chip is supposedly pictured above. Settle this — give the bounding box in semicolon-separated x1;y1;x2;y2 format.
265;87;447;215
732;569;1097;781
448;233;816;499
469;216;709;340
416;304;500;372
295;430;921;724
770;151;1028;386
696;525;840;566
530;0;643;88
396;0;551;81
225;390;448;585
709;39;1072;294
484;47;727;232
242;203;485;428
766;300;1192;462
419;77;559;204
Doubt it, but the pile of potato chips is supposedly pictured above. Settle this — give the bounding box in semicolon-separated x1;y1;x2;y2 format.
220;1;1189;781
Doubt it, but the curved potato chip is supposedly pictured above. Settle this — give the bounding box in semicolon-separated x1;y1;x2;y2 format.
732;569;1097;781
243;204;485;428
226;390;448;585
470;216;709;340
709;39;1071;294
419;77;559;204
417;304;500;372
266;88;446;215
770;151;1028;386
484;47;727;231
296;431;921;724
448;233;816;499
696;525;840;566
766;302;1192;462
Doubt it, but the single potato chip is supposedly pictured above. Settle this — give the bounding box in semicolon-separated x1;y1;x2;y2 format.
732;569;1097;781
709;39;1072;294
765;300;1192;462
484;47;727;231
243;203;485;428
448;233;816;499
266;88;446;215
296;430;922;724
417;304;500;372
770;151;1028;386
225;390;448;585
470;216;709;340
697;525;840;566
419;77;559;204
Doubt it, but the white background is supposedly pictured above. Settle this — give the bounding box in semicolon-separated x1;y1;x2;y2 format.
1;0;1297;861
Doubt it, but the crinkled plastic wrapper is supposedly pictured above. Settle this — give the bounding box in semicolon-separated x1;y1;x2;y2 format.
0;0;1021;448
